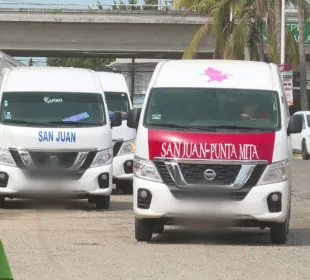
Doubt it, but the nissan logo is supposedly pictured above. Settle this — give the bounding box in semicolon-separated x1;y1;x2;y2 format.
203;169;216;181
49;156;59;165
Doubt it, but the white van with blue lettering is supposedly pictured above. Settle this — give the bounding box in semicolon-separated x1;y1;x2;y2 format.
97;72;136;194
0;67;122;209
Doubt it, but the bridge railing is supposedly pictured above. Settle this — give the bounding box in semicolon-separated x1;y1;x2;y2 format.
0;1;177;11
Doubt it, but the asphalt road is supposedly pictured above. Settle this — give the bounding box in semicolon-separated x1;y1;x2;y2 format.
1;158;310;280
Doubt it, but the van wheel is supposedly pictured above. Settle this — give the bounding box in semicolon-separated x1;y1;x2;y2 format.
153;223;164;234
0;196;5;209
95;196;110;210
116;181;133;195
135;218;153;242
88;196;96;204
301;140;310;160
270;217;289;244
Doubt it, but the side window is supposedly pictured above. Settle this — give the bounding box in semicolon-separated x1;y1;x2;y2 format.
307;115;310;128
302;114;306;129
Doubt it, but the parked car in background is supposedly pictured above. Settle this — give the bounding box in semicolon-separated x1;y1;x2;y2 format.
291;111;310;160
97;72;136;194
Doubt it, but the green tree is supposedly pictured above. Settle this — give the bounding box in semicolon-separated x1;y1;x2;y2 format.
144;0;158;10
174;0;299;65
112;0;126;10
46;57;114;71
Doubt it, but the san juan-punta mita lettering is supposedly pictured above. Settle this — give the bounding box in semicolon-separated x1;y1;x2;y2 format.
161;142;259;160
38;131;76;143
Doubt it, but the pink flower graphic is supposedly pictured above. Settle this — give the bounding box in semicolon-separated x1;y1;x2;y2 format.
204;67;231;82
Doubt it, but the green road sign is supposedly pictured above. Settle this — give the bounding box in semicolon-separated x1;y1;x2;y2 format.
263;21;310;45
0;240;14;280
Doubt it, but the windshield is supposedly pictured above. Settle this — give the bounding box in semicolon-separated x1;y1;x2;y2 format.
105;92;130;120
0;92;105;126
144;88;281;131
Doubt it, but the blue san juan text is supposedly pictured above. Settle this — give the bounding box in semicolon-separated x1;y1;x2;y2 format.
38;131;76;143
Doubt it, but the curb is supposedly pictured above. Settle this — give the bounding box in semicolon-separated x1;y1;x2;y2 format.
0;240;14;280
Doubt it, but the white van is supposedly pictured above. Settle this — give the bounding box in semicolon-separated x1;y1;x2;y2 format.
127;60;303;244
291;111;310;159
0;67;122;209
97;72;136;194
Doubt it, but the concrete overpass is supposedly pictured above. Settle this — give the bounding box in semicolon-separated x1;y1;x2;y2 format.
0;6;307;59
0;7;216;59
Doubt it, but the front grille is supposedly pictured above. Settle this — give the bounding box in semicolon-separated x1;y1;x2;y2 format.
29;151;78;168
178;163;241;185
113;141;123;157
9;149;97;173
154;161;175;186
10;149;25;168
153;160;267;201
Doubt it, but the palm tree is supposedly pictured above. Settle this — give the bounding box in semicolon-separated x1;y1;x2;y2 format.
175;0;299;65
298;0;309;110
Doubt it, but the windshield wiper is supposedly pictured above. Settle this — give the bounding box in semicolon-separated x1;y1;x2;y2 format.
47;121;102;126
149;123;216;131
2;120;55;127
205;125;274;131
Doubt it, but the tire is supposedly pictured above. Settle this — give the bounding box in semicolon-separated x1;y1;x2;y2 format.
301;140;310;160
95;196;110;210
0;196;5;209
153;223;164;234
116;180;133;195
135;218;153;242
88;196;96;204
270;217;289;245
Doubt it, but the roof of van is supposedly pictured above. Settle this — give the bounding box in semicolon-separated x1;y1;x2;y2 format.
3;67;101;93
153;60;277;90
97;72;129;93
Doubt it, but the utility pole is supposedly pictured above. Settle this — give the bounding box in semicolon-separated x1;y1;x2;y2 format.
130;57;135;104
280;0;285;64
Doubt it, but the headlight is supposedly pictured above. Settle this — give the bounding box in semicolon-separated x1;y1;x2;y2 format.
0;149;16;166
257;160;289;185
134;156;162;182
118;139;136;156
91;148;113;167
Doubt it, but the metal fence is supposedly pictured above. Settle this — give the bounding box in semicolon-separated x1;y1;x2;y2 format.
0;1;173;11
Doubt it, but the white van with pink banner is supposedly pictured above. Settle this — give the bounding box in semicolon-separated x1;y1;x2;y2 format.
127;60;303;244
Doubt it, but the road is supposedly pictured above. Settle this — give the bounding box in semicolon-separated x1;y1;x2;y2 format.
1;158;310;280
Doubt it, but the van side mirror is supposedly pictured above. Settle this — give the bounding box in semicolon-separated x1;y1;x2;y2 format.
287;114;302;135
111;112;122;128
127;108;141;129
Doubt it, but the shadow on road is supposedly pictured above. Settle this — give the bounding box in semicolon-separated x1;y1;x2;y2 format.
149;227;310;246
2;197;133;212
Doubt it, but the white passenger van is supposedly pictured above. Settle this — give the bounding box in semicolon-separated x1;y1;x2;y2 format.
97;72;136;194
0;67;122;209
127;60;303;244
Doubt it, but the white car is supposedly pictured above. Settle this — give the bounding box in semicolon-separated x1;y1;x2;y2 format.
291;111;310;160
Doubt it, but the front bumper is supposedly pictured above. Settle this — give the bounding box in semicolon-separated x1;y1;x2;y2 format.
133;177;290;223
112;153;134;181
0;164;112;197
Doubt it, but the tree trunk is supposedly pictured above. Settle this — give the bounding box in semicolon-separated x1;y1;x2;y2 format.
257;19;265;62
298;0;309;110
274;0;282;63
